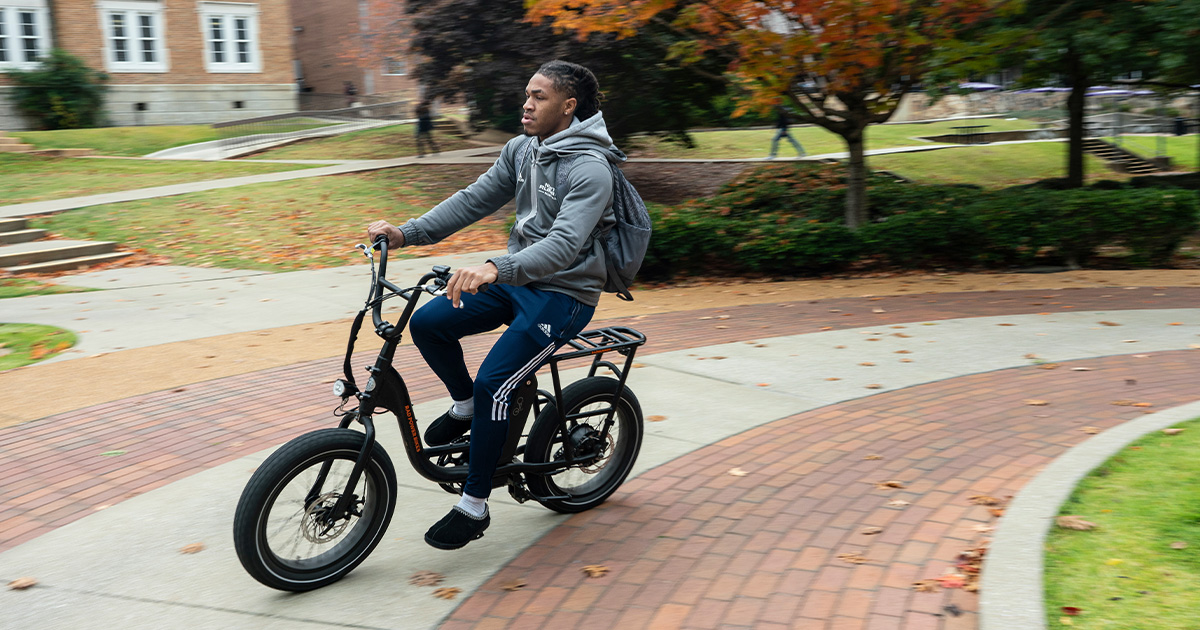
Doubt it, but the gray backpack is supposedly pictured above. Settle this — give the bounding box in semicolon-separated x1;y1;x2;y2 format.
583;150;652;301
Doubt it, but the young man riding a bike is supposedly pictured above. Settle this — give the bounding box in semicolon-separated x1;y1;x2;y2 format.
367;60;623;550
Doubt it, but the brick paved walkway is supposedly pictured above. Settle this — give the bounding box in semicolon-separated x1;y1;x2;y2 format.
1;287;1197;600
442;349;1200;630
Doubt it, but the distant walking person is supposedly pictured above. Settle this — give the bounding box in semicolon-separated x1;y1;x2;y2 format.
768;106;805;159
415;100;440;157
344;81;358;108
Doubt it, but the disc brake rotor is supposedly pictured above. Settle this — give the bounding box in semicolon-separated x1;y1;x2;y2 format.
301;492;355;544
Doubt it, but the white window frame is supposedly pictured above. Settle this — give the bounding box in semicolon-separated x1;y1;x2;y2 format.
198;2;261;73
97;0;168;73
0;0;51;71
382;56;407;76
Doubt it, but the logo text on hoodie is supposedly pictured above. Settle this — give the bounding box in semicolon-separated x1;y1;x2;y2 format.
538;182;557;200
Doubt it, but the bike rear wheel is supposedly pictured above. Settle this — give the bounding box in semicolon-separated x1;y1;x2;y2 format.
233;428;397;591
524;377;643;513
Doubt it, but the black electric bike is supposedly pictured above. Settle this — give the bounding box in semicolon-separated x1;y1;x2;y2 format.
232;238;646;591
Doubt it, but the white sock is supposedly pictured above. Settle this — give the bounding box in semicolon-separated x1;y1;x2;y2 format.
450;397;474;419
456;493;487;518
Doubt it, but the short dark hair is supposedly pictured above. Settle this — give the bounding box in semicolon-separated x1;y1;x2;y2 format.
536;60;603;121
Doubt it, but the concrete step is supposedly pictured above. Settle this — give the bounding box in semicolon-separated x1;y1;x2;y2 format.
0;136;24;145
0;218;28;232
0;228;49;245
0;143;34;153
0;240;118;268
4;251;133;274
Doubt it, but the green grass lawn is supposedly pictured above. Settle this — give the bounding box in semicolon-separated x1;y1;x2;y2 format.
0;278;91;299
12;125;225;157
0;154;318;205
870;143;1127;189
1044;418;1200;629
12;120;338;157
245;124;477;160
30;165;507;271
629;118;1036;159
0;323;76;370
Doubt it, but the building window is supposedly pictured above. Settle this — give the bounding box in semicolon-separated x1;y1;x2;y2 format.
0;0;50;71
99;0;166;72
383;57;406;76
199;2;261;73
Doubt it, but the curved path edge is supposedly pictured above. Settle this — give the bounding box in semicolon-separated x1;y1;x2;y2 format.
979;398;1200;630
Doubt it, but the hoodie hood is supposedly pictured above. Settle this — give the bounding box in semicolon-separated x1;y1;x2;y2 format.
534;111;626;165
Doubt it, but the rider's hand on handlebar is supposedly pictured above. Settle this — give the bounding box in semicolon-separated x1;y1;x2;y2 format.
446;262;498;309
367;220;405;250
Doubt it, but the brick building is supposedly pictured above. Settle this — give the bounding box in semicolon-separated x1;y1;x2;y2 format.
0;0;297;129
289;0;421;110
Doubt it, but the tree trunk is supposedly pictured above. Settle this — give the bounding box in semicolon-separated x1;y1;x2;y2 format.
844;128;869;229
1065;50;1088;188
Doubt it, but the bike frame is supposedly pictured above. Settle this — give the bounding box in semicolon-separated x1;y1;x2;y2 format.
318;240;645;518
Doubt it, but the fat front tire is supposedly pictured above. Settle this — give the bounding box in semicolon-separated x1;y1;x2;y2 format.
525;377;643;513
233;428;397;591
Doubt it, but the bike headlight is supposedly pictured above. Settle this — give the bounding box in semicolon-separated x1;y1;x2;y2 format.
333;379;348;397
364;376;377;392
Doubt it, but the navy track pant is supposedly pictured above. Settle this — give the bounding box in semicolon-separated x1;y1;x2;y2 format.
409;284;595;498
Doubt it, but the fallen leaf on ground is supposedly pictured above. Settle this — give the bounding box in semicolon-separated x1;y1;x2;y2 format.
7;577;36;590
899;359;913;363
500;579;527;591
912;579;940;593
863;454;883;460
1132;402;1153;408
1099;321;1121;326
997;323;1015;327
179;542;206;554
100;450;127;457
865;384;883;389
875;480;906;490
728;468;749;477
989;508;1006;518
859;362;875;366
409;571;444;587
1038;363;1060;370
1105;559;1123;566
1162;428;1184;435
1062;606;1082;616
1170;541;1188;550
836;553;868;564
895;350;911;354
1024;353;1040;359
1081;426;1100;434
1112;399;1136;406
861;527;883;535
581;565;609;578
893;333;911;338
647;415;667;422
873;308;886;313
756;383;770;387
1071;367;1093;371
1060;617;1074;626
632;363;645;368
433;587;461;600
1056;515;1098;530
886;499;911;507
937;573;967;589
968;495;1003;506
1025;399;1049;406
972;525;995;533
825;377;841;381
1122;339;1139;343
1168;322;1182;326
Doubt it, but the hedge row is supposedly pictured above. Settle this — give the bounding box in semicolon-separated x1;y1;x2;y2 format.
641;164;1200;279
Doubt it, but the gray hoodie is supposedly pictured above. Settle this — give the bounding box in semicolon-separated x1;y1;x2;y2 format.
398;112;622;306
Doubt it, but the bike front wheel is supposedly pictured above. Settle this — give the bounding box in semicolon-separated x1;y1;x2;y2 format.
233;428;397;591
524;377;644;513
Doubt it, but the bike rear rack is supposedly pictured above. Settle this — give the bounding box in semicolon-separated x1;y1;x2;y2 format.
541;325;647;445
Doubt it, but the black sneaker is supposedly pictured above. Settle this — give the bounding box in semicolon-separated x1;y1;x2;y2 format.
424;411;471;446
424;506;490;550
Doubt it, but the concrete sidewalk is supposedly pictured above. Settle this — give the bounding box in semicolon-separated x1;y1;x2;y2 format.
2;290;1198;630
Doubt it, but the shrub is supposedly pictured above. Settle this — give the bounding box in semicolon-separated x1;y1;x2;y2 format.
9;49;108;130
860;207;982;266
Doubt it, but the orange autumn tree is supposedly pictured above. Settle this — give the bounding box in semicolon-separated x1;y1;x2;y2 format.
527;0;997;228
